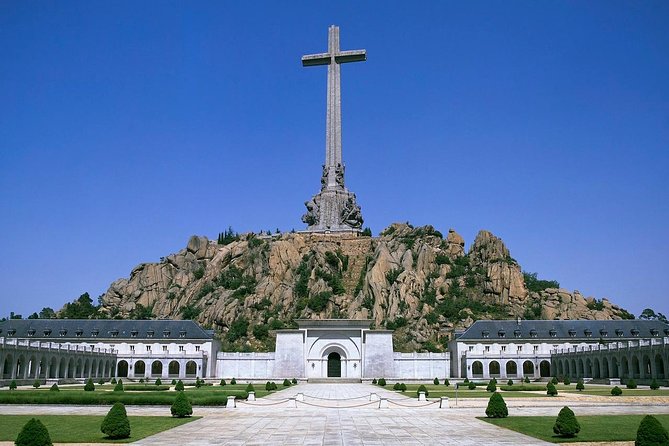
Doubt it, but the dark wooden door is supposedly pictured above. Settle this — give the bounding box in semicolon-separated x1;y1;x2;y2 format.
327;352;341;377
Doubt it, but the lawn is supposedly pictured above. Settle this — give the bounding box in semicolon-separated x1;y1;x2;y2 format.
480;414;669;443
386;384;547;398
0;383;276;405
0;415;197;443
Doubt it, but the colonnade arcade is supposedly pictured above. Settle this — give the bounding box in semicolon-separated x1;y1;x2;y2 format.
1;350;115;381
116;357;205;379
553;350;668;380
468;358;552;380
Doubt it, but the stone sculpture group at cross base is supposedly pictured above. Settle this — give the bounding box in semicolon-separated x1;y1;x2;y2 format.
301;25;364;232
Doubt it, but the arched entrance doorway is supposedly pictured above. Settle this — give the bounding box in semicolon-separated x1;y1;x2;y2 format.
327;352;341;378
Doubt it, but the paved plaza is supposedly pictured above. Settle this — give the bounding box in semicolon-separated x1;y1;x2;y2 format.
2;383;669;445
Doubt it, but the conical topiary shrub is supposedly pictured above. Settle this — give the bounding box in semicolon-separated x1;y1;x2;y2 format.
171;392;193;418
485;392;508;418
399;383;407;391
444;378;450;387
650;379;660;390
468;381;477;390
155;378;162;386
486;379;497;392
9;380;17;390
553;406;580;438
576;378;584;391
49;383;59;392
245;383;255;392
113;379;123;392
635;414;669;446
611;386;622;396
175;380;184;391
551;376;559;385
220;379;226;386
84;378;95;391
230;378;236;385
15;418;52;446
433;377;439;385
416;384;429;398
547;382;558;396
627;379;637;389
101;402;130;439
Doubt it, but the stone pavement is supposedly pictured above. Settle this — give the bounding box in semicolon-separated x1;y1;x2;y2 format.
2;383;669;445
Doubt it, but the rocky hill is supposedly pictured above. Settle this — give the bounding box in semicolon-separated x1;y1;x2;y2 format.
98;223;633;352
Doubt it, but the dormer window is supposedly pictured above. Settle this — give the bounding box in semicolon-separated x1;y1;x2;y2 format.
615;329;624;337
75;329;83;337
631;328;640;337
163;330;171;338
549;329;557;338
568;329;576;337
8;328;16;336
59;329;67;337
599;329;608;337
130;330;138;338
43;329;51;337
482;330;490;339
179;330;187;338
91;329;99;337
514;329;521;338
147;330;154;338
498;330;506;338
110;329;119;338
27;329;36;337
650;329;659;337
529;329;537;338
584;329;592;337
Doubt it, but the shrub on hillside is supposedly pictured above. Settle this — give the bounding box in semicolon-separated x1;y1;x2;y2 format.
175;380;184;391
486;379;497;393
468;382;477;390
101;402;130;439
170;392;193;418
627;379;637;389
635;415;669;446
650;379;660;390
378;378;386;387
433;378;439;385
553;406;580;438
485;393;508;418
84;378;95;391
576;378;584;391
546;382;558;396
230;378;237;385
15;417;52;446
113;380;124;392
611;386;622;396
443;378;450;387
9;380;17;390
417;384;429;398
220;379;226;386
564;377;571;385
155;378;162;386
49;383;59;392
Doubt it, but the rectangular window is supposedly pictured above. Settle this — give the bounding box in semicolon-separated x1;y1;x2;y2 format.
179;346;184;352
517;346;522;352
130;345;135;351
146;346;151;351
163;346;168;352
468;346;474;352
485;346;490;352
501;346;506;352
195;346;200;352
533;346;539;352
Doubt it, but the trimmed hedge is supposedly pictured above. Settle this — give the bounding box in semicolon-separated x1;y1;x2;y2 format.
84;378;95;392
636;415;669;446
553;406;580;438
650;379;660;390
15;417;52;446
485;393;508;418
486;380;497;392
499;385;546;391
626;379;637;389
101;402;130;439
49;384;59;392
417;384;429;398
0;390;243;406
171;392;193;418
282;379;291;387
378;378;387;387
611;386;622;396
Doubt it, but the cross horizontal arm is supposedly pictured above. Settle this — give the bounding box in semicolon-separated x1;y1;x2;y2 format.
302;53;332;67
334;50;366;64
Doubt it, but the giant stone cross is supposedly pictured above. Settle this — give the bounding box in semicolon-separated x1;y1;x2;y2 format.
301;25;365;232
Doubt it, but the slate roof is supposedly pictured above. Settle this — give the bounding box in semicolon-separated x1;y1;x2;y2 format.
456;319;669;341
0;319;212;341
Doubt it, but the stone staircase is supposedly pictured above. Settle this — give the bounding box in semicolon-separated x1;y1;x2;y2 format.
307;377;362;384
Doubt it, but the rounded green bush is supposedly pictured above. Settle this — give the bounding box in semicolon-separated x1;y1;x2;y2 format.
486;379;497;392
265;381;273;391
546;382;558;396
443;378;450;387
84;378;95;392
551;376;559;385
468;381;476;390
485;392;508;418
171;379;177;385
627;379;637;389
378;378;386;387
564;377;571;385
433;377;439;385
15;417;52;446
170;392;193;418
155;378;162;386
282;379;291;387
400;383;407;391
98;379;105;385
636;414;669;446
220;379;226;386
611;386;622;396
393;382;401;390
101;402;131;439
650;379;660;390
576;378;585;391
139;378;144;383
230;378;237;385
507;380;513;386
246;383;255;392
113;379;124;392
49;383;59;392
553;406;580;438
416;384;429;398
175;380;185;391
195;377;202;388
524;377;530;384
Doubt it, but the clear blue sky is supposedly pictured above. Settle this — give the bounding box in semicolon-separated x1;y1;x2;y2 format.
1;1;667;319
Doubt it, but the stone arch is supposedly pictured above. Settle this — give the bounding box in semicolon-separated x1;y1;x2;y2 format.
642;355;652;378
117;360;129;378
472;361;484;377
571;359;577;378
611;357;619;378
327;352;341;377
489;361;500;377
75;358;83;378
621;356;629;378
185;361;197;377
632;356;640;378
505;361;517;377
91;359;98;378
134;360;146;377
578;358;585;377
168;361;180;377
27;355;38;378
556;360;563;377
49;356;58;379
84;359;90;378
16;354;27;379
602;357;609;379
2;354;13;379
151;360;162;377
655;354;665;379
539;360;551;377
58;357;67;378
593;358;601;378
522;360;534;376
